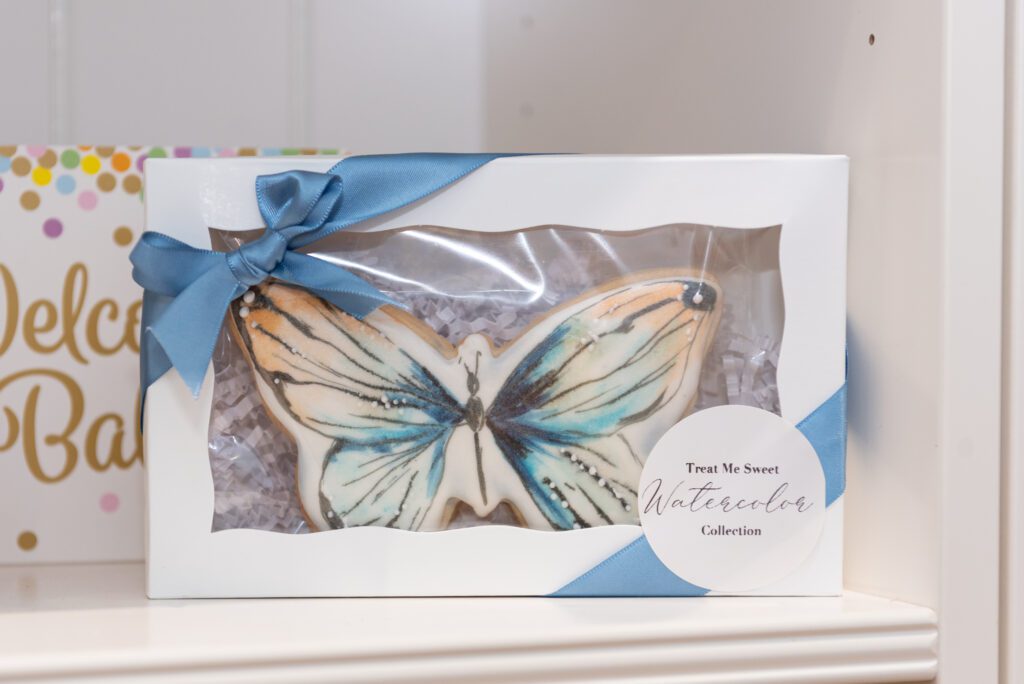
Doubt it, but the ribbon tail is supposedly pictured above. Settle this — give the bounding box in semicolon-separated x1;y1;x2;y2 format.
131;232;225;295
146;260;242;396
552;536;708;597
138;289;175;423
796;385;847;506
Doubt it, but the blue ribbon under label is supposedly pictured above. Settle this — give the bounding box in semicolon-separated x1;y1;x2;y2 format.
552;385;847;597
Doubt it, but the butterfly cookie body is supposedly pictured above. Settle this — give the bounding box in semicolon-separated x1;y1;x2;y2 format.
229;269;722;532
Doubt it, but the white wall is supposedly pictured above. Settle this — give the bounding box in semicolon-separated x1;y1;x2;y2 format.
0;0;487;150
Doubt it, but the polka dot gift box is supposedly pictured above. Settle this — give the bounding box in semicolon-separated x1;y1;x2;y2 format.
0;145;341;564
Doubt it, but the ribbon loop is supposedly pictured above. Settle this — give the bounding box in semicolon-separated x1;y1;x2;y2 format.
256;169;344;236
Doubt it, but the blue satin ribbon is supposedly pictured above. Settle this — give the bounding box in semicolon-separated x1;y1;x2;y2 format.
131;153;510;400
552;384;847;597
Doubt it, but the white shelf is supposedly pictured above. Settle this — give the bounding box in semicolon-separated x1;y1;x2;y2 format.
0;563;936;684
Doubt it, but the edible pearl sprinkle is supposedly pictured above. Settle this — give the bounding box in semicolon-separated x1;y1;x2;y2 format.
242;291;256;304
238;306;250;318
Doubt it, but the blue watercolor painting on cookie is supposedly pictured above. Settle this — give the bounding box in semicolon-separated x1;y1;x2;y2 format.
229;270;721;532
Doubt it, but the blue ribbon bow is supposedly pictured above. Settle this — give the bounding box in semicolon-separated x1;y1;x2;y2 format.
131;153;510;399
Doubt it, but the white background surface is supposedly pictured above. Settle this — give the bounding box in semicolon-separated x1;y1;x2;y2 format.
0;1;1014;682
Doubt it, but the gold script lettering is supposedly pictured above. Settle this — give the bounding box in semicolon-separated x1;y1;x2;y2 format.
60;263;88;364
0;261;146;483
0;261;142;363
85;410;142;471
86;299;122;355
0;369;142;483
0;265;16;356
0;369;82;483
125;300;142;353
23;299;60;353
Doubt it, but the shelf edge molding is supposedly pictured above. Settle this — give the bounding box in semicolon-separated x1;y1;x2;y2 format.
0;586;937;683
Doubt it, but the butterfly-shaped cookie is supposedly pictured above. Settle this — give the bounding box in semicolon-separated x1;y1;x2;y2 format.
229;270;721;532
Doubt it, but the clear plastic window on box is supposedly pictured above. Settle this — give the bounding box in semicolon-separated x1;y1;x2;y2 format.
207;223;783;533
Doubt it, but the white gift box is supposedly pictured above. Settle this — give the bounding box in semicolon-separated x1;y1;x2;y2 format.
143;154;847;598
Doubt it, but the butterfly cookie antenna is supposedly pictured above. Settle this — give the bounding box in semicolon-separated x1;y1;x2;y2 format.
464;350;482;396
463;350;482;372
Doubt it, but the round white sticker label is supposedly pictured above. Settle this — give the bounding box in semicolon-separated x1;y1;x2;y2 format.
639;405;826;592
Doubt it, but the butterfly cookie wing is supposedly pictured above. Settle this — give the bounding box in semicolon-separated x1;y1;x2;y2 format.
486;277;721;529
231;282;464;531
